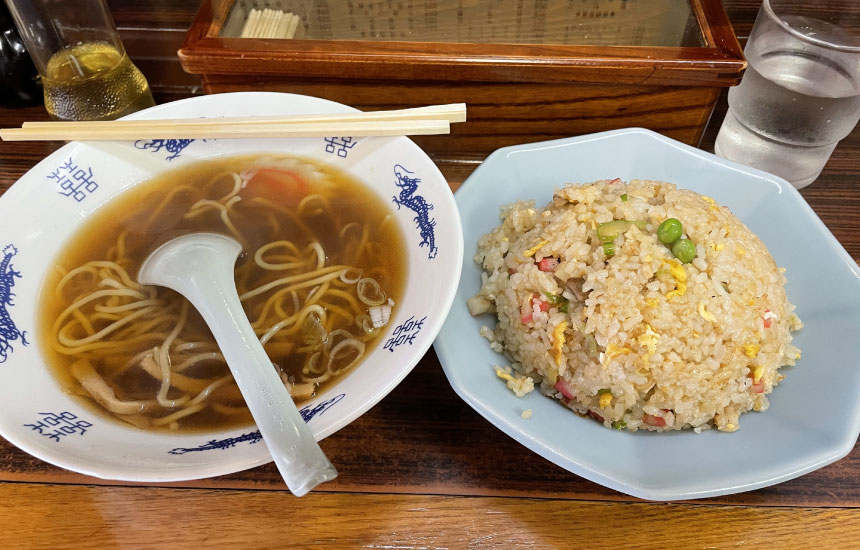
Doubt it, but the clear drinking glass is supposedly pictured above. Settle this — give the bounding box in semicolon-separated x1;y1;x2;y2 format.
714;0;860;189
4;0;154;121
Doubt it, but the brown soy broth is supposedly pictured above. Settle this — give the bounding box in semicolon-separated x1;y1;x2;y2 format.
39;154;407;432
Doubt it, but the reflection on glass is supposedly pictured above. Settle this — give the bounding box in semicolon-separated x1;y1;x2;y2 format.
221;0;705;48
6;0;154;120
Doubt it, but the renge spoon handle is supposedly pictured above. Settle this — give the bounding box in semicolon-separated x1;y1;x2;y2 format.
138;232;337;496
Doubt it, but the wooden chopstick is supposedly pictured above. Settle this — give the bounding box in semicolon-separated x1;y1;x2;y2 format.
20;103;467;128
0;104;466;141
0;119;452;141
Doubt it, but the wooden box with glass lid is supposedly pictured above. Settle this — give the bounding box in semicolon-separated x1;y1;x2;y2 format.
179;0;745;160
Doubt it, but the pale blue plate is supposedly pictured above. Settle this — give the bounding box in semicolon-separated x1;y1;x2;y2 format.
434;128;860;501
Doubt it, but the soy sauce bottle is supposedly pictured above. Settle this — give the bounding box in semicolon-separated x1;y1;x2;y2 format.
0;2;41;106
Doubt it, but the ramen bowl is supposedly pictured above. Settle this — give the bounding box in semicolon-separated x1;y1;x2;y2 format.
0;92;463;482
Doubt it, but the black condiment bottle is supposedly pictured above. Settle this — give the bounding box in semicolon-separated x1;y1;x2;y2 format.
0;1;41;107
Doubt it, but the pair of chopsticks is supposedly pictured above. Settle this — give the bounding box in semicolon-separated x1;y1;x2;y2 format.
0;103;467;141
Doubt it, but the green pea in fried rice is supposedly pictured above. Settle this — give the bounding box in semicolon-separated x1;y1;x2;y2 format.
468;179;802;432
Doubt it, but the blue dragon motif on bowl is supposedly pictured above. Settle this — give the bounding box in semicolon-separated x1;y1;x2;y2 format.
167;393;346;455
392;164;437;260
0;244;27;363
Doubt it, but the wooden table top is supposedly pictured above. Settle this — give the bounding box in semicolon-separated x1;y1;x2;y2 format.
2;0;860;545
1;99;859;548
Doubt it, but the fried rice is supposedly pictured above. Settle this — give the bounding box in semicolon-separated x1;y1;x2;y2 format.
468;179;802;432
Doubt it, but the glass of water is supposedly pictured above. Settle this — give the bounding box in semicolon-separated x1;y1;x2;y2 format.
714;0;860;189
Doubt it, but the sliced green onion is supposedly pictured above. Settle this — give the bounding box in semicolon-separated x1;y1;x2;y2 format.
584;334;599;359
602;242;615;256
612;420;627;430
597;219;646;243
620;194;628;202
542;291;567;306
542;291;570;313
597;388;612;395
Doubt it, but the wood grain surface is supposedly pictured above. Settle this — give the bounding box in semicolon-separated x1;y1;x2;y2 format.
200;77;723;154
1;104;859;509
179;0;745;85
2;1;860;547
1;482;859;550
177;0;745;156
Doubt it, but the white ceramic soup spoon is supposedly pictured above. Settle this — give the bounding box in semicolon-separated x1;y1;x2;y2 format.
138;232;337;496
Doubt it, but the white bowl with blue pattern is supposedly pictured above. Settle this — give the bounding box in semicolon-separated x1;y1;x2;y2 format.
435;128;860;501
0;92;462;482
